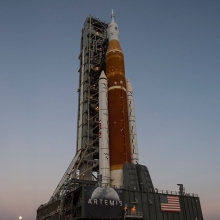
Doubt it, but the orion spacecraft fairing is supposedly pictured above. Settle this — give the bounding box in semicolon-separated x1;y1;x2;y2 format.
99;10;139;187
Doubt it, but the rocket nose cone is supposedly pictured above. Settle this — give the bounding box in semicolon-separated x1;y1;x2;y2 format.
99;70;107;79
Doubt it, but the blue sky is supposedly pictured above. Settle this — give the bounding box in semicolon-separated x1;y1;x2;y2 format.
0;1;220;219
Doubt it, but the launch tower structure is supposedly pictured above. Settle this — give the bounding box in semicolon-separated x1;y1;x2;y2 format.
49;15;108;202
75;16;108;180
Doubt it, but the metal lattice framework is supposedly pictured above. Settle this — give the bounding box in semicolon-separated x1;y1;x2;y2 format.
49;16;108;202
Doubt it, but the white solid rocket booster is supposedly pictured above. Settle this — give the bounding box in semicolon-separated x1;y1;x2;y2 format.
99;70;110;186
126;80;139;164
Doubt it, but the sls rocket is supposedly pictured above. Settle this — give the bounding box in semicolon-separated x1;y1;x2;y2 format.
99;10;139;187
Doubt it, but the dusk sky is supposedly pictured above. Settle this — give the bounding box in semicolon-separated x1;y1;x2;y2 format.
1;1;220;219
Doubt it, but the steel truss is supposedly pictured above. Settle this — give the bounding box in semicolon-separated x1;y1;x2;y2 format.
48;16;108;203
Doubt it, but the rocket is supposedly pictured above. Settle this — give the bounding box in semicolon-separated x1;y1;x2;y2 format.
99;70;110;186
126;80;139;164
106;10;131;187
99;10;139;187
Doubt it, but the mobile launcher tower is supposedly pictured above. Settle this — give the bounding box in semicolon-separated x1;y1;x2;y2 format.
36;11;203;220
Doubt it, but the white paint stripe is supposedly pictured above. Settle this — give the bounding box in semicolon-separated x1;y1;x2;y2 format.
106;49;122;55
108;86;126;92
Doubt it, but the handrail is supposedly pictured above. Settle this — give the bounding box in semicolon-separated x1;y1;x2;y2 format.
124;211;143;219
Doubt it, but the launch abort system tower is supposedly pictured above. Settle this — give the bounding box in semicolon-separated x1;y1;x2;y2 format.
36;13;204;220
